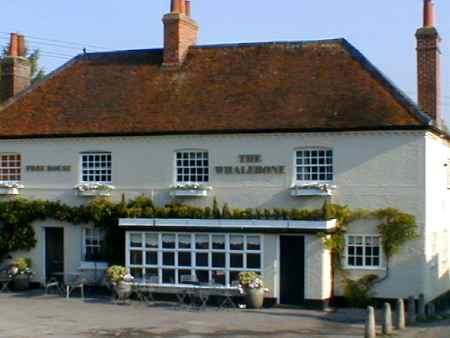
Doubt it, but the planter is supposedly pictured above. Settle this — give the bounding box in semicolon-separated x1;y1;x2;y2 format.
13;274;31;291
113;281;132;302
245;288;265;309
170;189;209;198
290;187;332;197
0;187;20;196
76;190;112;197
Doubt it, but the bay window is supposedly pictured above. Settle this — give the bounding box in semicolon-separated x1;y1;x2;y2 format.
127;232;263;286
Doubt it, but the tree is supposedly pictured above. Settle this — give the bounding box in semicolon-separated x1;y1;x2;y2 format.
0;41;46;85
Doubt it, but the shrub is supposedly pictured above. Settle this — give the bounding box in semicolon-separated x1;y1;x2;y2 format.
344;274;379;308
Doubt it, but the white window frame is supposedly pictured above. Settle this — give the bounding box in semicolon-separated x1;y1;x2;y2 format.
82;227;105;262
174;150;209;185
0;153;22;184
79;151;112;184
293;147;334;184
345;234;383;270
126;232;263;286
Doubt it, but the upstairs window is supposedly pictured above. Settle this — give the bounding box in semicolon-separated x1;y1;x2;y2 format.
295;148;333;182
0;153;21;183
81;152;112;184
175;151;209;184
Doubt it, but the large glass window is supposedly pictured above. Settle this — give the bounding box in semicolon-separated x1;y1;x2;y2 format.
346;235;382;268
127;232;263;286
295;148;333;182
80;152;112;183
0;153;21;183
175;151;209;184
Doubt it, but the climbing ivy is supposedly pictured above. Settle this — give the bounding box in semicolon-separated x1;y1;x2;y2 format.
0;197;418;275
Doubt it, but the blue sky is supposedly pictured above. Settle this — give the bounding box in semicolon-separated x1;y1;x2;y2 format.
1;0;450;118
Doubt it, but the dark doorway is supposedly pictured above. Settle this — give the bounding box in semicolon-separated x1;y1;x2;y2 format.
280;236;305;305
45;227;64;281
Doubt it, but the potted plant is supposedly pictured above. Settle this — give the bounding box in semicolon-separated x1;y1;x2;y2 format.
74;183;115;197
239;272;268;309
169;183;213;197
10;257;33;291
106;265;134;302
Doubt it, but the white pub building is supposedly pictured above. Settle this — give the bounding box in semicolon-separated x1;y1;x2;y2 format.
0;0;450;308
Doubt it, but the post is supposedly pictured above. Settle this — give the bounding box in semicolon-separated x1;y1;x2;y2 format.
382;302;393;335
365;306;376;338
396;298;406;330
427;303;436;317
418;294;425;318
407;296;416;325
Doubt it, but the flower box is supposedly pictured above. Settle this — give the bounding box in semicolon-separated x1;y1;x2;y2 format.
169;184;212;198
290;184;335;197
74;183;115;197
0;184;24;196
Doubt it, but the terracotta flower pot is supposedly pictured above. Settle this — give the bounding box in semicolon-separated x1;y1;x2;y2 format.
245;288;265;309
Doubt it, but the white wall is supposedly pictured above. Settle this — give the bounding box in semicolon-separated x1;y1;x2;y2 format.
0;130;436;299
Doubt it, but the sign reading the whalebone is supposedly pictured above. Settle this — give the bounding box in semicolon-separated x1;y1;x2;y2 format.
215;154;285;175
26;165;71;172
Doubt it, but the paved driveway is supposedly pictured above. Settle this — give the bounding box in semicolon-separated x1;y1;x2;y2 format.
0;291;449;338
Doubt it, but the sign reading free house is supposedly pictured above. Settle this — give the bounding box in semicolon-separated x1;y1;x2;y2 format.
215;154;286;175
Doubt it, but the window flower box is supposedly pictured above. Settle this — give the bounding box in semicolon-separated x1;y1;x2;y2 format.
169;184;212;198
290;183;336;197
74;183;115;197
0;183;24;196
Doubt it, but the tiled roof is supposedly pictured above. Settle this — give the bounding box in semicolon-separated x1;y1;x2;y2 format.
0;39;430;138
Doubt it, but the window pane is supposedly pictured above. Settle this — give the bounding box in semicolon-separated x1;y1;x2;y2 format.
212;235;225;250
145;234;158;249
145;251;158;266
196;235;209;250
196;253;208;267
212;271;226;286
230;254;243;268
130;251;143;265
162;252;175;266
247;254;261;269
162;234;175;249
178;235;191;249
230;271;242;286
130;268;143;280
178;252;191;267
247;236;261;251
178;270;193;284
230;235;244;250
162;269;175;284
130;234;142;248
144;269;159;283
195;270;209;284
212;253;225;268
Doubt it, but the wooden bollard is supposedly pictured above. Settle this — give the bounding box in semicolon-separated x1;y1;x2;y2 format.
407;296;416;325
382;302;393;335
396;298;405;330
365;306;376;338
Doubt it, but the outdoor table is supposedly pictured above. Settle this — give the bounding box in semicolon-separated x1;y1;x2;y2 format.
130;282;242;309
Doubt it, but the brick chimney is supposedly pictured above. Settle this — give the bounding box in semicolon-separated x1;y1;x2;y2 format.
162;0;199;67
416;0;443;127
1;33;31;103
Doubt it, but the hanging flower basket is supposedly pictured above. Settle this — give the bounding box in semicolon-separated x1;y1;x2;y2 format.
0;183;24;196
74;183;115;197
169;184;212;198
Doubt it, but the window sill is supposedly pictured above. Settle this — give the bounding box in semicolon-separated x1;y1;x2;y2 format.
76;190;112;197
170;188;211;198
343;266;386;272
289;184;335;197
78;261;108;270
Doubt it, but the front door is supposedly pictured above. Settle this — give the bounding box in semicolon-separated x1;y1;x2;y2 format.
280;236;305;305
45;227;64;281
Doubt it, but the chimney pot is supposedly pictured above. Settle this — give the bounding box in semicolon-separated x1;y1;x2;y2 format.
17;34;26;57
171;0;180;13
179;0;186;15
185;1;192;17
9;33;18;57
424;0;435;27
